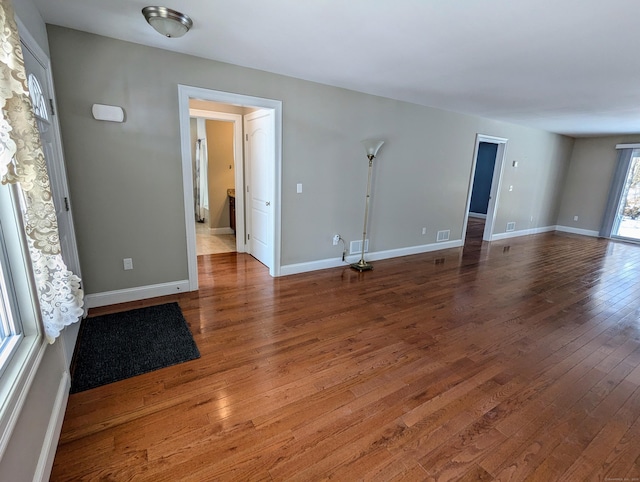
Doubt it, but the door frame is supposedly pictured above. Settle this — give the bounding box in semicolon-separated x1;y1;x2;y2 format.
178;85;282;290
17;19;82;277
610;146;640;242
17;18;85;369
463;134;508;242
189;109;245;253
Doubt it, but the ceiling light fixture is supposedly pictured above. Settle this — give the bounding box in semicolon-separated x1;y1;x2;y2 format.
142;6;193;38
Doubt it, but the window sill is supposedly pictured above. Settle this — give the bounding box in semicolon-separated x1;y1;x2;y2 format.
0;333;46;458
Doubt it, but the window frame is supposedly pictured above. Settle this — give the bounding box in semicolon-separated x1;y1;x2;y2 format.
0;181;46;458
0;219;24;378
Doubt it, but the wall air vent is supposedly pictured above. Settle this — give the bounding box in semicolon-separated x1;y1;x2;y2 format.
506;222;516;232
436;230;450;242
350;239;369;255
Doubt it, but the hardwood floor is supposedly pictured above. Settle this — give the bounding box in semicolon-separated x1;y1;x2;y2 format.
51;230;640;481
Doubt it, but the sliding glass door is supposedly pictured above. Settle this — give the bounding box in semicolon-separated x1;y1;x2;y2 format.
612;149;640;241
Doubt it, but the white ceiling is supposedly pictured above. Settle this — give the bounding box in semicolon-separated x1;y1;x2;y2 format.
32;0;640;137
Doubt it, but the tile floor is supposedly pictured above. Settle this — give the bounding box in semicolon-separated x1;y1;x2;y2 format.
195;222;236;256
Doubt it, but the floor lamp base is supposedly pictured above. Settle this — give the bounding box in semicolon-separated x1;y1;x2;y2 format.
350;260;373;272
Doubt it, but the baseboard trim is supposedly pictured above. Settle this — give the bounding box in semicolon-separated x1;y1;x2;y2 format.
280;240;464;276
33;371;70;482
84;280;191;309
555;225;600;237
209;227;234;235
491;225;556;241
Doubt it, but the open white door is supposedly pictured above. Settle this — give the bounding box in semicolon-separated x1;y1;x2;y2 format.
244;109;275;268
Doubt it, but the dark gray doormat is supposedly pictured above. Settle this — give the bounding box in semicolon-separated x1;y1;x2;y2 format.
70;302;200;394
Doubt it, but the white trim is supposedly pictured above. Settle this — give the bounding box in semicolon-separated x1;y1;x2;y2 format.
611;235;640;245
615;143;640;149
58;321;80;370
33;372;70;482
179;91;200;291
491;225;556;241
207;227;235;235
468;212;487;219
555;225;600;237
280;240;463;276
84;280;190;309
178;85;283;287
0;182;47;459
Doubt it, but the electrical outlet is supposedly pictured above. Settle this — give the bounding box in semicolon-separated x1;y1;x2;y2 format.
332;234;340;245
123;258;133;270
573;215;579;221
422;227;427;235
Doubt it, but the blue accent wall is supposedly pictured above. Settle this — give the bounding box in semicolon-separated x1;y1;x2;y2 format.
469;142;498;214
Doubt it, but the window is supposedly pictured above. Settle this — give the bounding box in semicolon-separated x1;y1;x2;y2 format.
612;149;640;241
27;73;48;121
0;181;43;456
0;235;23;378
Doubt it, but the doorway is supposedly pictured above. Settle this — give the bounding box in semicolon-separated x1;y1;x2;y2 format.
178;85;283;290
189;108;243;256
463;135;508;242
611;149;640;241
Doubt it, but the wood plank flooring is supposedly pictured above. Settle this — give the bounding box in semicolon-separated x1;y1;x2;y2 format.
51;224;640;481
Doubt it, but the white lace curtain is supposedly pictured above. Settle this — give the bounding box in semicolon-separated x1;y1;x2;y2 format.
0;0;84;343
194;136;208;222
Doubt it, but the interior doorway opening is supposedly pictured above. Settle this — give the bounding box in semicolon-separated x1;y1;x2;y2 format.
463;134;508;243
189;106;243;257
178;86;283;291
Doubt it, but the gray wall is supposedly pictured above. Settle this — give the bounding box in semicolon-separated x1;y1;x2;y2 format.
47;26;575;295
206;120;235;229
13;0;48;56
0;1;69;481
557;135;640;232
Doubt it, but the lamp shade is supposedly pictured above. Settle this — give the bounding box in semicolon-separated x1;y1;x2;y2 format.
142;6;193;38
362;139;384;158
